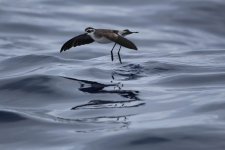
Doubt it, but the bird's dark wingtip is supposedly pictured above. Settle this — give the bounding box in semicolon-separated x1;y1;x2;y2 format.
133;45;138;50
60;45;67;53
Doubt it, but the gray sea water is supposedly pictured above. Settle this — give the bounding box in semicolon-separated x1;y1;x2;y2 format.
1;0;225;149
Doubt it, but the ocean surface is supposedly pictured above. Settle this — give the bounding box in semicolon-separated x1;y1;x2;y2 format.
1;0;225;149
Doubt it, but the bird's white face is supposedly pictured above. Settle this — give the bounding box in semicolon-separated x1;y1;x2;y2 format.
85;27;95;34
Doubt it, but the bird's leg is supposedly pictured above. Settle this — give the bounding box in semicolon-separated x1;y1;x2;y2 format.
111;43;117;61
118;46;122;64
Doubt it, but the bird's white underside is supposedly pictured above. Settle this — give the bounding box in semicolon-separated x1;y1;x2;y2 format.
88;32;112;44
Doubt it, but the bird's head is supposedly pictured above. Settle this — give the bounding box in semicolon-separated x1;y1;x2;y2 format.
121;29;139;36
85;27;95;33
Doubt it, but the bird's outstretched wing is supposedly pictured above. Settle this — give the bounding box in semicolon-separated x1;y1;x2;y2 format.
101;33;138;50
60;33;94;52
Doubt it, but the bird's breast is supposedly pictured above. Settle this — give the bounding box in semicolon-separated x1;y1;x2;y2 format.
95;37;112;43
89;32;112;44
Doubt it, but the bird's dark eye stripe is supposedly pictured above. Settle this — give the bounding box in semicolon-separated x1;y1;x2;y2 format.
87;29;93;33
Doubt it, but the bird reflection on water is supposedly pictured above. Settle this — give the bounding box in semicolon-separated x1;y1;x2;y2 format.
61;76;144;110
51;75;144;132
51;64;146;132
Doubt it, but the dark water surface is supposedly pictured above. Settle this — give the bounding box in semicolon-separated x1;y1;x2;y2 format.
1;0;225;149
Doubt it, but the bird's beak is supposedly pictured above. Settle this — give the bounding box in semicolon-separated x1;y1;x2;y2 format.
126;31;138;35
